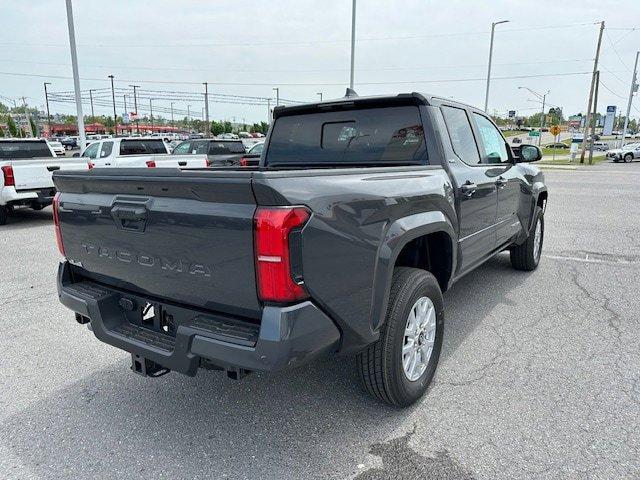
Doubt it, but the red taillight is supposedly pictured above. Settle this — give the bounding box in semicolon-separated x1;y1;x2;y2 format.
240;157;248;167
2;165;15;187
53;192;65;256
206;158;213;167
87;162;94;169
146;160;156;168
254;206;310;303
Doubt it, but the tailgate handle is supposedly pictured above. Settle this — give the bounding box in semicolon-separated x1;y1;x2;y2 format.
111;205;148;232
178;161;187;166
47;166;60;172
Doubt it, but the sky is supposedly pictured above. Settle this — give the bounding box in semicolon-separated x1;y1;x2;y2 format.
1;0;640;125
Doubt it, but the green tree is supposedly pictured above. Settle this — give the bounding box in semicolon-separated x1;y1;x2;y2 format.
0;102;8;114
210;120;224;136
223;121;232;133
0;126;5;138
29;117;37;137
260;121;268;134
7;116;18;137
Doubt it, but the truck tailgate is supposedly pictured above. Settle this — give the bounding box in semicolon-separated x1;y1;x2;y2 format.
154;154;208;168
9;158;88;190
54;168;261;319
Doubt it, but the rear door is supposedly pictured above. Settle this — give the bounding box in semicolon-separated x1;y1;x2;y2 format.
440;105;498;271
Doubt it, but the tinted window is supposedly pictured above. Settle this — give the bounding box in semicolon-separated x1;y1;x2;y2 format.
249;143;264;155
119;139;167;155
82;142;100;159
473;113;509;163
172;141;191;154
100;141;113;158
441;106;480;165
0;141;54;159
208;141;245;155
266;106;427;166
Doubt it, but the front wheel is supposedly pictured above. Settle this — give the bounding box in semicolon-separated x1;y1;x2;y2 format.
624;153;633;163
357;267;444;407
510;206;544;271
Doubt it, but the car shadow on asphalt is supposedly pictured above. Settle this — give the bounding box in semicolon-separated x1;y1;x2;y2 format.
1;254;530;479
2;208;53;230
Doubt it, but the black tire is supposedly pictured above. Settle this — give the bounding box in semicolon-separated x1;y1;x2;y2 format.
510;206;544;271
357;267;444;407
624;153;633;163
0;205;7;226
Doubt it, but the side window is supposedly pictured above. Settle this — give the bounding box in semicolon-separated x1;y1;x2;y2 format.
473;114;509;164
100;141;113;158
441;106;481;165
82;142;100;159
172;142;191;154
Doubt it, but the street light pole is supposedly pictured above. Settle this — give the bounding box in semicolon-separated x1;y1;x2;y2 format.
317;92;323;101
64;0;86;148
43;82;52;138
187;105;191;132
108;75;117;135
129;84;140;134
273;87;279;106
518;86;549;146
170;102;174;129
149;98;153;131
123;94;127;135
621;51;640;149
203;82;210;137
349;0;356;89
89;89;95;118
484;20;509;112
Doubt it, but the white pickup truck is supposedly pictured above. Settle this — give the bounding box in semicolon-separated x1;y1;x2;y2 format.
0;138;89;225
79;137;209;168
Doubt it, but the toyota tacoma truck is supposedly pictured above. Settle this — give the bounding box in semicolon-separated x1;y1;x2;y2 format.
0;138;88;225
54;92;547;407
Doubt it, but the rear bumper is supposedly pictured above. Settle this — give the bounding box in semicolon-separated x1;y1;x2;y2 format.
1;186;56;207
57;262;340;375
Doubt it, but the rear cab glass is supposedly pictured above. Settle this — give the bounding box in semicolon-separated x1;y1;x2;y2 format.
265;106;427;167
208;141;246;155
0;140;54;159
119;139;167;155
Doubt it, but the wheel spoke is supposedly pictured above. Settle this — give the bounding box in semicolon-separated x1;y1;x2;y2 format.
403;339;414;355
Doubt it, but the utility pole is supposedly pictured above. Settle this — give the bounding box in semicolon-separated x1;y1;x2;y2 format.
89;89;95;118
588;70;600;165
170;102;174;129
123;94;127;135
129;85;140;134
580;21;605;164
273;87;279;106
621;51;639;149
108;75;117;136
187;105;191;132
518;86;548;147
203;82;210;137
484;20;510;112
267;98;271;123
349;0;356;89
21;97;34;137
149;98;153;130
43;82;52;138
65;0;86;148
317;92;323;101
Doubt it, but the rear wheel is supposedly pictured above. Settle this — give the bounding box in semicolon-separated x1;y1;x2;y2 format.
357;267;444;407
510;206;544;271
624;153;633;163
0;205;7;225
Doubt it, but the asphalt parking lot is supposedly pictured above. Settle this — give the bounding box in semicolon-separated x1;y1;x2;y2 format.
1;161;639;480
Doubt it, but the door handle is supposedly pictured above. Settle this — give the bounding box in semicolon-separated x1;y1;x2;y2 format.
496;176;508;188
460;181;477;196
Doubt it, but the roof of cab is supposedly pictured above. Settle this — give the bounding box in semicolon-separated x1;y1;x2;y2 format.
272;90;481;118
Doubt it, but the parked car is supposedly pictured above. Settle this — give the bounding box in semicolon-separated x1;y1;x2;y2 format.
0;138;88;224
79;137;208;168
239;141;264;166
171;139;247;166
511;137;522;144
592;141;609;151
60;136;79;150
610;143;640;163
53;92;547;407
546;142;569;149
47;139;66;156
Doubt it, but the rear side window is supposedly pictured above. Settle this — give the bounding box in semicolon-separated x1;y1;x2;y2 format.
172;141;191;154
441;106;481;165
0;141;54;159
100;141;113;158
208;142;245;155
119;139;167;155
266;106;427;166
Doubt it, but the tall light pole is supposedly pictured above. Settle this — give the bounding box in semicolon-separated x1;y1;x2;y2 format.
108;75;117;135
621;51;639;148
203;82;210;137
518;86;549;146
149;98;153;131
64;0;86;148
580;21;605;164
123;94;127;135
187;105;191;132
170;102;174;129
273;87;280;106
484;19;509;112
349;0;356;89
88;89;95;118
317;92;323;101
43;82;52;138
129;84;139;134
267;98;272;123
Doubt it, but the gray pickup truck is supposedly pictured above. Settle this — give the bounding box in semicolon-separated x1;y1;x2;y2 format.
54;92;547;407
